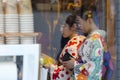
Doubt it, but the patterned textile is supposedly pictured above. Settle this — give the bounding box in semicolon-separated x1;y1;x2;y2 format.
102;51;114;80
50;35;86;80
74;30;105;80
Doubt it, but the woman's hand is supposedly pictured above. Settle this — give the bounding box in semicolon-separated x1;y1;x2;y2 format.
62;57;76;69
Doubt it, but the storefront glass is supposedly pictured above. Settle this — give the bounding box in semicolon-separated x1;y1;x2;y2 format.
32;0;116;80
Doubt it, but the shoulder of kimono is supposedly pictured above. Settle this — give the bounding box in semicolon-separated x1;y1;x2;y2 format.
90;30;106;39
77;35;86;41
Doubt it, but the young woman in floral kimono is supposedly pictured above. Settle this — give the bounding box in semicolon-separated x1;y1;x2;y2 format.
74;16;106;80
50;15;86;80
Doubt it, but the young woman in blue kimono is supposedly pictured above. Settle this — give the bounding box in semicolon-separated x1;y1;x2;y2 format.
74;15;106;80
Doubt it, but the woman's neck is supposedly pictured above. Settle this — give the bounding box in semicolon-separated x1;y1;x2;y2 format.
88;26;98;34
70;33;78;39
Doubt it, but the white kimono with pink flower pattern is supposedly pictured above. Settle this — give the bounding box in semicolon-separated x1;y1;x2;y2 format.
50;35;86;80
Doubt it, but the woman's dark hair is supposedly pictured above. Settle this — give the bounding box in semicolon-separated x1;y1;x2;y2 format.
65;15;77;27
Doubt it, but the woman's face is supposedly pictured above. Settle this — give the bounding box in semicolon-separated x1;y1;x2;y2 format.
62;23;74;38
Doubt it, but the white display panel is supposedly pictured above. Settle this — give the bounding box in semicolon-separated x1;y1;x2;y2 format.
0;44;40;80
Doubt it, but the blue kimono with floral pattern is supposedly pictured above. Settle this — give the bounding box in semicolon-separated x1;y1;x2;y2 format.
74;30;106;80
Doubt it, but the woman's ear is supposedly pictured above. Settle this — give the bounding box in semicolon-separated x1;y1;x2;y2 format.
72;23;77;31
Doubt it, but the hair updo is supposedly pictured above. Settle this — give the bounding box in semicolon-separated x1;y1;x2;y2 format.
65;15;77;27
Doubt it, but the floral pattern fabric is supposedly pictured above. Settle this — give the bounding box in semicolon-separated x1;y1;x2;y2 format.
50;35;86;80
74;30;105;80
102;51;114;80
